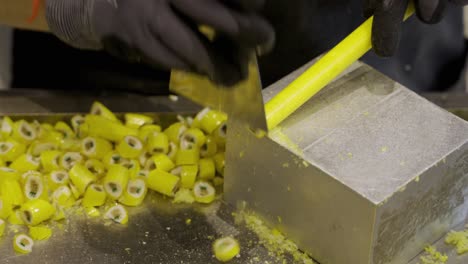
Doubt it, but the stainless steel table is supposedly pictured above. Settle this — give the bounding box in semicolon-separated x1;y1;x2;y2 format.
0;90;466;264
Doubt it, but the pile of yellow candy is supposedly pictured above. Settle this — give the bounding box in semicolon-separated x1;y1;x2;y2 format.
0;102;226;254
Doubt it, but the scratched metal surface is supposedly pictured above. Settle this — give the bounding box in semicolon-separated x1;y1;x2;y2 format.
0;92;466;263
0;193;282;264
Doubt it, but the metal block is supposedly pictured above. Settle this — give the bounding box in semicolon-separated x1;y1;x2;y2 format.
225;62;468;264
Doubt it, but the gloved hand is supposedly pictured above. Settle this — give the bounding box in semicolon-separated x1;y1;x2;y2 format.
45;0;275;86
363;0;468;57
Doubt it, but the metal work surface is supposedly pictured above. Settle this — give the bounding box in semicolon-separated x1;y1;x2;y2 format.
225;62;468;264
0;93;289;264
0;87;466;264
0;193;281;264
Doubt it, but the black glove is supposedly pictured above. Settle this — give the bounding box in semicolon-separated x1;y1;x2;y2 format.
363;0;468;57
45;0;275;86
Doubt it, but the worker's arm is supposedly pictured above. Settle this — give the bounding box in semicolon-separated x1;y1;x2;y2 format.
1;0;273;86
0;0;48;31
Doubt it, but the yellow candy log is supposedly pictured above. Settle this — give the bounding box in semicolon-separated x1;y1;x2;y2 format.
47;170;69;190
0;158;3;166
23;173;47;201
0;196;12;219
213;152;225;176
122;159;140;179
125;113;154;129
0;139;26;162
180;128;206;149
90;101;119;122
200;136;217;158
193;181;216;204
103;165;129;200
172;165;198;189
176;148;200;166
102;152;128;168
51;186;75;208
85;115;137;142
138;124;162;142
69;164;97;195
60;152;83;170
146;132;169;155
9;154;40;172
81;137;112;158
28;141;58;157
104;204;128;224
119;178;148;207
82;184;107;207
20;199;55;226
152;154;175;172
11;120;37;144
264;7;415;129
13;234;34;254
1;179;24;206
116;136;144;159
40;150;61;172
1;116;13;138
213;236;240;262
198;158;216;180
84;159;106;178
54;121;75;140
29;226;52;240
147;169;180;197
0;219;5;237
164;122;187;144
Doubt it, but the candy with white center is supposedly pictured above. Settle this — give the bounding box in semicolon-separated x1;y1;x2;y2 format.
82;184;107;207
116;136;143;159
81;137;112;159
11;120;37;144
13;234;34;254
60;152;83;170
47;170;69;190
103;165;129;200
21;199;55;226
146;132;169;155
105;204;128;224
213;236;240;262
69;164;96;195
193;181;216;204
119;178;148;207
